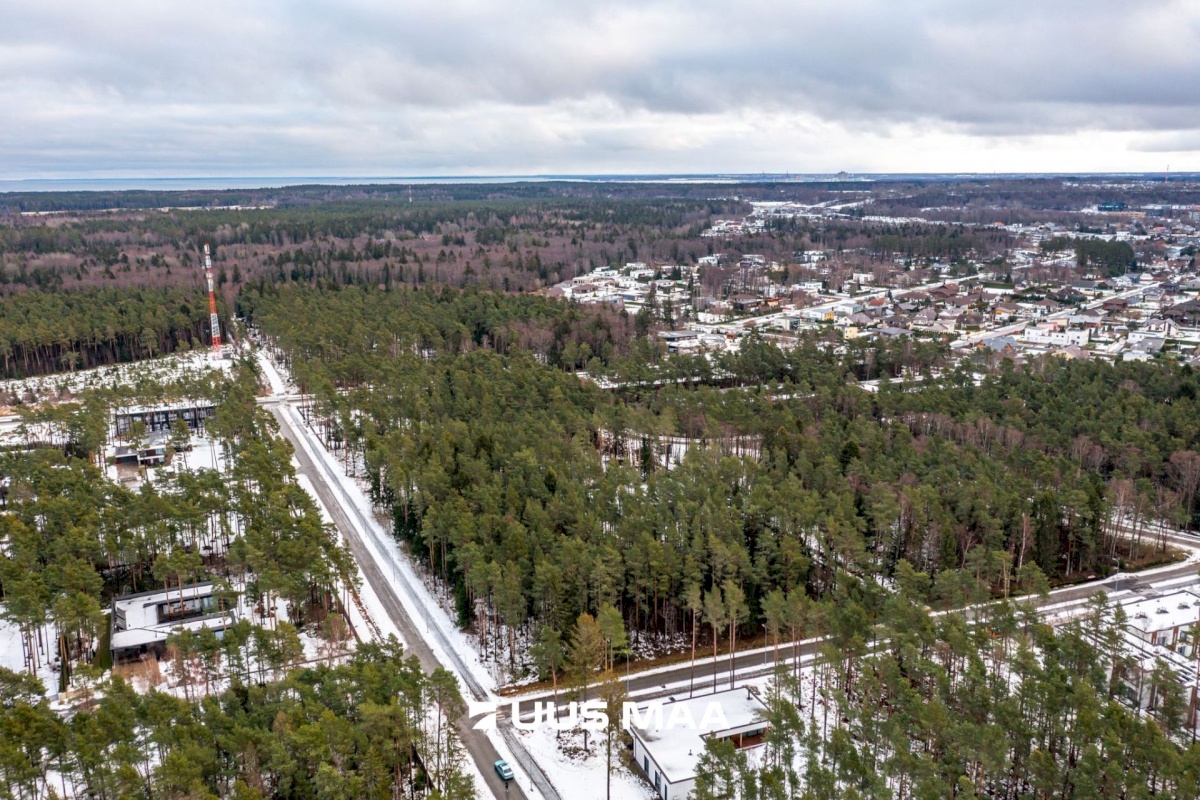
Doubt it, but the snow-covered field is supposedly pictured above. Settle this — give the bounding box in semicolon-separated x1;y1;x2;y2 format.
0;350;232;405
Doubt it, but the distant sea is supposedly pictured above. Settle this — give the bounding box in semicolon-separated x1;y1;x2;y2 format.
0;174;806;192
0;173;1196;193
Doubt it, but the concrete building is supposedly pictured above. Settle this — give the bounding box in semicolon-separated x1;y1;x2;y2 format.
1108;590;1200;724
1124;590;1200;657
1021;324;1090;347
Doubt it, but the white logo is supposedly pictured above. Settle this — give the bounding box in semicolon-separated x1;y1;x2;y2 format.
624;701;729;732
476;699;731;732
468;700;499;730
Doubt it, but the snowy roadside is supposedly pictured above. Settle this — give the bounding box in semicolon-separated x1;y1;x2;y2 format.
294;471;403;647
282;399;534;798
0;350;231;405
309;461;493;800
281;402;499;697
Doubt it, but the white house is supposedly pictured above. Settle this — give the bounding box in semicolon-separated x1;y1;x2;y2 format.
628;688;769;800
1129;318;1178;343
1020;323;1090;347
110;582;239;661
1123;589;1200;656
1111;590;1200;722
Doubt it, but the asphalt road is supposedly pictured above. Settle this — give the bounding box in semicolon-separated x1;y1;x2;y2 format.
269;403;524;800
264;379;1200;792
509;546;1200;717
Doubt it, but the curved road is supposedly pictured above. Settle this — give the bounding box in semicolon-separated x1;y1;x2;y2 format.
509;542;1200;717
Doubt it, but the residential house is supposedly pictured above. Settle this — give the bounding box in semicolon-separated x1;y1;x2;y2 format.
110;582;239;661
629;689;770;800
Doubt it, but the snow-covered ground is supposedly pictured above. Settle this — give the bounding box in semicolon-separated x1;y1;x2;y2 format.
279;401;500;695
0;613;60;696
294;471;402;648
0;350;232;405
115;584;355;700
257;349;292;396
514;724;655;800
103;431;228;486
261;347;538;798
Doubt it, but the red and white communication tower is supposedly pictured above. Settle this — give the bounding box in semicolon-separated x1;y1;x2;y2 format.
202;244;222;353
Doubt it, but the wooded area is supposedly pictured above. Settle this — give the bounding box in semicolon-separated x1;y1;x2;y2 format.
693;591;1200;799
0;642;472;800
248;284;1200;683
0;360;354;686
0;287;220;378
1;179;1198;797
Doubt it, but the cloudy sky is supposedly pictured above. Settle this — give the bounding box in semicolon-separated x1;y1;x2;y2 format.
2;0;1199;178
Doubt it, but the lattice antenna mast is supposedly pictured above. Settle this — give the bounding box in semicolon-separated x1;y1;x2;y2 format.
203;244;222;352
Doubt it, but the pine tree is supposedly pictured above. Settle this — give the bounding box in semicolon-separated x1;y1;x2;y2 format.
567;612;605;751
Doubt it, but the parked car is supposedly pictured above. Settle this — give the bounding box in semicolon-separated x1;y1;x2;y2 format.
494;759;514;782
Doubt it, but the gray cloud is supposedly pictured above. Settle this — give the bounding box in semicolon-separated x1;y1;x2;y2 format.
1;0;1198;176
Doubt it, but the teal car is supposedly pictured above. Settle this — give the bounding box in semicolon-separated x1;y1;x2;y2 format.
494;759;514;782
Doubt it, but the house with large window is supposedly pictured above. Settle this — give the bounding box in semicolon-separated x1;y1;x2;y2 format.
113;401;216;436
110;581;239;661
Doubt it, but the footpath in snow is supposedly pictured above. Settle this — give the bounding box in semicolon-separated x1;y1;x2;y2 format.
256;349;290;396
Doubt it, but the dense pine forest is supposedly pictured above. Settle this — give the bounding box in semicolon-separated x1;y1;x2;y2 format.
3;184;1200;799
246;283;1200;681
0;287;221;378
0;642;473;800
693;593;1200;799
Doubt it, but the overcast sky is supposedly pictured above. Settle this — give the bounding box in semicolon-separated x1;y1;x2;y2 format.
2;0;1199;178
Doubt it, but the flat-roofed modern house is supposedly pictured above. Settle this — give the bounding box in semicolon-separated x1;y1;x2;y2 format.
112;432;170;466
1123;589;1200;656
628;688;769;800
110;581;239;661
113;401;216;436
1110;590;1200;721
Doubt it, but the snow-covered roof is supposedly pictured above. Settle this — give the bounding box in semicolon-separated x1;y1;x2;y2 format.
1122;589;1200;636
110;611;236;651
1119;629;1195;680
110;582;236;651
628;688;769;785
